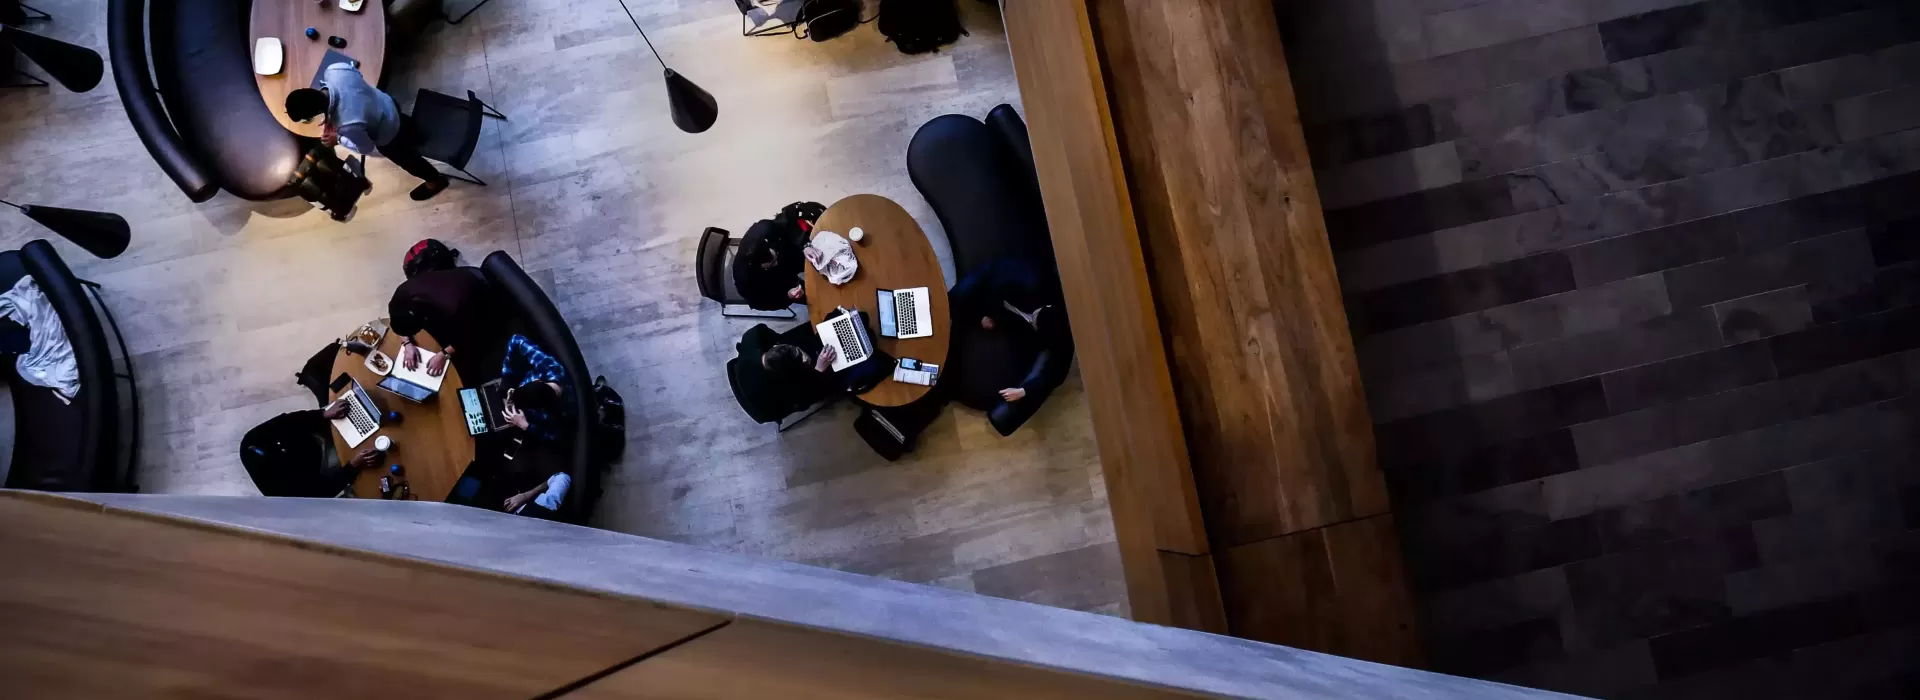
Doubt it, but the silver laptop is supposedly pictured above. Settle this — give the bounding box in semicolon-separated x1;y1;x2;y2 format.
329;378;382;448
816;308;874;372
876;287;933;339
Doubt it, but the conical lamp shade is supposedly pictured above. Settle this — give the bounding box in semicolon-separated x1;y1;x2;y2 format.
1;26;103;93
664;69;717;134
21;205;129;259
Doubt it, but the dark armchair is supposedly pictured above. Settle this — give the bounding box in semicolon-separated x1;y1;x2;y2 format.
907;104;1071;436
480;251;603;524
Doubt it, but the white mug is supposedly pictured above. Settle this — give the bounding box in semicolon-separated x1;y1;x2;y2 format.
848;226;865;242
373;435;393;452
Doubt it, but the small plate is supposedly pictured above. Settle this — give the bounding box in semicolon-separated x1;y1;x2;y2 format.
340;0;365;11
364;350;393;376
253;37;283;76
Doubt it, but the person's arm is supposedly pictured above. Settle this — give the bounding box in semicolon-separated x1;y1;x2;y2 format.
500;334;536;388
336;123;376;155
504;479;550;512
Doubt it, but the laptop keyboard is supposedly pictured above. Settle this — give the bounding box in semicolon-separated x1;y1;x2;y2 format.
896;292;919;336
835;317;867;363
346;396;376;434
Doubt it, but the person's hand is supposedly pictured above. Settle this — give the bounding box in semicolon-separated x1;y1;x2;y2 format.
788;285;805;300
400;340;422;370
980;316;996;330
320;122;339;147
502;392;530;430
426;350;448;378
999;387;1028;402
323;398;350;420
504;492;534;513
815;345;836;372
348;447;380;471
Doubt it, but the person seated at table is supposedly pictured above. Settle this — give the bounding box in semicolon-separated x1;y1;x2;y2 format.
284;60;452;202
760;335;842;411
950;258;1074;405
499;334;573;443
245;409;384;498
387;239;504;380
732;218;809;311
505;472;572;520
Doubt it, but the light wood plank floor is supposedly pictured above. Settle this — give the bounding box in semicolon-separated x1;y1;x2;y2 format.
0;0;1122;617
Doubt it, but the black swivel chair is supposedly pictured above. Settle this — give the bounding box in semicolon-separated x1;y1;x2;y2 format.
410;88;505;187
697;226;798;320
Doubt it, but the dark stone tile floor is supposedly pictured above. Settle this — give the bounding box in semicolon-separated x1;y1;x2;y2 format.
1278;0;1920;696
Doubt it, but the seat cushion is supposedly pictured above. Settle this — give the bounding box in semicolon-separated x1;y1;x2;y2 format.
907;114;1052;275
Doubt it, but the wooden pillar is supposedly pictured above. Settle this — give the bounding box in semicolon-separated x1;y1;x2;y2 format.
1002;0;1225;633
1086;0;1421;665
1004;0;1422;664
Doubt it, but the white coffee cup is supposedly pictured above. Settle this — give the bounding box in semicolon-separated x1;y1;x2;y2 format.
373;436;393;452
848;226;865;242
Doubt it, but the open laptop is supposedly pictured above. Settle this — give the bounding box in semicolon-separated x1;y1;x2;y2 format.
457;379;510;436
816;308;874;372
329;378;382;448
876;287;933;339
376;349;449;403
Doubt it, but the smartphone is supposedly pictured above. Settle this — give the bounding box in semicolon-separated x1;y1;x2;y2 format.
899;357;921;371
330;372;353;393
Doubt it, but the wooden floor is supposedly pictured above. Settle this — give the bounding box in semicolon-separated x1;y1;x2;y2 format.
0;0;1121;617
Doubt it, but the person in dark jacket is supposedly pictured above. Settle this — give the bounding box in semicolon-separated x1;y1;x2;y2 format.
759;329;841;413
498;334;573;443
240;410;382;497
731;219;809;311
387;239;505;380
950;258;1074;404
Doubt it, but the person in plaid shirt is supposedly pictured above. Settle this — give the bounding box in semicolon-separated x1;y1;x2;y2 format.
498;334;573;443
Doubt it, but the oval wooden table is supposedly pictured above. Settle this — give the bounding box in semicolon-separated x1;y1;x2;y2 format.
804;194;951;408
328;324;473;501
251;0;388;138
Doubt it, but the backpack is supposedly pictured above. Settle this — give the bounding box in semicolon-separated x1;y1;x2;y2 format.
878;0;965;55
589;376;627;466
798;0;862;42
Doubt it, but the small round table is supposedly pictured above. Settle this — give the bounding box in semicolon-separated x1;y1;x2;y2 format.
805;194;952;408
251;0;388;138
328;324;473;501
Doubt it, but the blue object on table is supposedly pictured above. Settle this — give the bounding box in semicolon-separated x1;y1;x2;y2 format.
389;464;404;475
305;27;320;40
385;410;404;424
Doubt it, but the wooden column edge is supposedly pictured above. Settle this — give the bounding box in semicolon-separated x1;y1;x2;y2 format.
1001;0;1218;629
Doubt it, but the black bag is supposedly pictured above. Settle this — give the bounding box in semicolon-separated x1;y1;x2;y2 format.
589;376;627;466
289;149;370;222
799;0;861;42
878;0;965;55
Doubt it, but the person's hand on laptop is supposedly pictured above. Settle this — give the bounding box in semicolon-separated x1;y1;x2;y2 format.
814;345;836;373
324;397;350;420
426;347;449;377
999;387;1027;402
399;339;422;370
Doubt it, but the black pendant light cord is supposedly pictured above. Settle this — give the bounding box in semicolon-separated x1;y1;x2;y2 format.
614;0;666;69
0;199;21;211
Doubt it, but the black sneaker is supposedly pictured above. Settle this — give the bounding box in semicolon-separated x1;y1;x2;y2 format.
409;180;450;201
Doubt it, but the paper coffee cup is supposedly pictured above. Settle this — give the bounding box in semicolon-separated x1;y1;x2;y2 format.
374;436;393;452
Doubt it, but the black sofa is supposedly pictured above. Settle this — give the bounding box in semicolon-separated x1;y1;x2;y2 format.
480;251;601;524
110;0;304;201
0;240;138;492
907;105;1071;436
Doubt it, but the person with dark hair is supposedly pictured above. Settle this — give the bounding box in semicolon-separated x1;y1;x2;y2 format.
499;334;572;443
950;258;1073;404
285;60;451;202
387;239;503;380
732;218;809;311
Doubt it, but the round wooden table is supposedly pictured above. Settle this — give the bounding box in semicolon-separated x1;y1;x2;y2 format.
251;0;388;138
805;194;952;408
328;323;473;501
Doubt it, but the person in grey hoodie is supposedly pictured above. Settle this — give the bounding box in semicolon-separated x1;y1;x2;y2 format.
284;61;450;201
